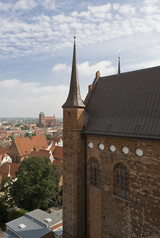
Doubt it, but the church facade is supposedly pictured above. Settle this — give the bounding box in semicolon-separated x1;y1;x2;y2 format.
62;38;160;238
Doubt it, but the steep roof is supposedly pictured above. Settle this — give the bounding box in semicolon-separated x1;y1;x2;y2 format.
62;37;85;108
14;137;33;157
31;134;48;150
14;135;48;157
84;65;160;140
0;162;20;180
53;146;63;160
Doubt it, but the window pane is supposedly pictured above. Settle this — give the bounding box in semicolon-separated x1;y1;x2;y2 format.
90;159;101;189
115;164;129;200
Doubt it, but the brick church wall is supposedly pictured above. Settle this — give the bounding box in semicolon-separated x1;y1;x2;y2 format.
63;108;86;238
86;135;160;238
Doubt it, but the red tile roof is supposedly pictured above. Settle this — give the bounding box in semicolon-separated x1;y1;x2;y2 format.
0;147;8;155
0;162;20;180
53;146;63;160
53;160;63;168
50;221;63;231
49;144;56;153
14;135;48;157
15;137;33;156
45;116;56;120
32;134;48;150
29;149;50;158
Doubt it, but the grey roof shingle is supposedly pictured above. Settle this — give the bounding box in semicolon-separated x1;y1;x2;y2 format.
5;215;51;238
26;209;62;228
84;65;160;139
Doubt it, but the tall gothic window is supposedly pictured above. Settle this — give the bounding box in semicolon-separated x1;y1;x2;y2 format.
90;158;101;189
114;164;129;200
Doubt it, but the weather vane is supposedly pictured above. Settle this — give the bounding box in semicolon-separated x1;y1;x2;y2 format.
73;28;76;39
118;49;120;58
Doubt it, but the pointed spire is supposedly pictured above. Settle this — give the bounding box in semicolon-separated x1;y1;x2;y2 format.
62;36;85;108
118;50;121;74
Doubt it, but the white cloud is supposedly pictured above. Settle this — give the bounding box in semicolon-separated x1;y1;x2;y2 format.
118;5;135;15
78;61;116;76
0;2;12;11
52;63;70;72
0;0;159;62
14;0;37;10
52;61;116;77
40;0;55;10
0;79;20;87
0;78;68;117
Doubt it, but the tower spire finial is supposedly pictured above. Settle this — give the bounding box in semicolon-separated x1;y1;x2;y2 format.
73;28;76;39
62;36;85;108
118;50;121;74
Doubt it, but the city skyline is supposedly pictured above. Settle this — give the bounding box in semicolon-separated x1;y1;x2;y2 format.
0;0;160;117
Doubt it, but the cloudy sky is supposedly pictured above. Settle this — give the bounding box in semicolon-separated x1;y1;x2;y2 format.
0;0;160;118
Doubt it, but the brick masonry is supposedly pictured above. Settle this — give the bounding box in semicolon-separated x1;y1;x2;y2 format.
8;140;21;163
86;135;160;238
63;107;86;238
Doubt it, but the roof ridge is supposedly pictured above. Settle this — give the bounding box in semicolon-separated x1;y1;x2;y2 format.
100;65;160;79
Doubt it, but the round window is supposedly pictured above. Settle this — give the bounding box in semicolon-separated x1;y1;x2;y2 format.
88;142;93;149
109;145;116;152
98;143;104;151
135;148;143;157
122;146;129;154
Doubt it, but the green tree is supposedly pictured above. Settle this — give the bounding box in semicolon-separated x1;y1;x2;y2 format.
46;134;52;142
0;199;8;230
21;125;30;130
8;135;14;141
8;208;28;221
11;157;60;211
0;177;13;208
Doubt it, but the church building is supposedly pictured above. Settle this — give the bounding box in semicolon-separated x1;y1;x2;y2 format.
62;37;160;238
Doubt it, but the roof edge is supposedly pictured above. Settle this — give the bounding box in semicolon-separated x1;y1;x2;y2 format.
82;130;160;141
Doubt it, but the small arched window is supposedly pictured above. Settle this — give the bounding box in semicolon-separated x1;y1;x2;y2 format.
90;158;101;189
114;164;129;200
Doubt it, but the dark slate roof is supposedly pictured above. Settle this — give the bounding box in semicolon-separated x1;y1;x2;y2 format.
62;38;85;108
84;65;160;140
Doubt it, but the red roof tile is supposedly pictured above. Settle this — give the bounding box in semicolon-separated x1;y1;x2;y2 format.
0;162;20;180
15;137;33;156
29;149;50;158
0;147;8;155
32;134;48;150
14;135;48;157
53;146;63;160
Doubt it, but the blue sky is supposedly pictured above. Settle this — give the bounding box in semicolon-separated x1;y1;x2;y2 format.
0;0;160;118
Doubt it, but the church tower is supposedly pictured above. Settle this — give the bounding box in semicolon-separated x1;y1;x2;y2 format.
62;37;86;238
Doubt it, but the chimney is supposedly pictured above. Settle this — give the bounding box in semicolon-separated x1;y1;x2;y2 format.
8;164;11;177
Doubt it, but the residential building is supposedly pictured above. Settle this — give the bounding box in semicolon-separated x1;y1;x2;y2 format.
0;147;11;166
8;135;48;163
62;37;160;237
0;162;20;185
4;209;62;238
29;149;54;162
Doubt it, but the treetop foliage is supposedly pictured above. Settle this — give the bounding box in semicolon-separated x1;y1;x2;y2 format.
11;156;60;211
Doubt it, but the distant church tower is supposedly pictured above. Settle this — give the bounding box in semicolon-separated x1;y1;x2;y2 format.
62;37;86;238
39;112;45;126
